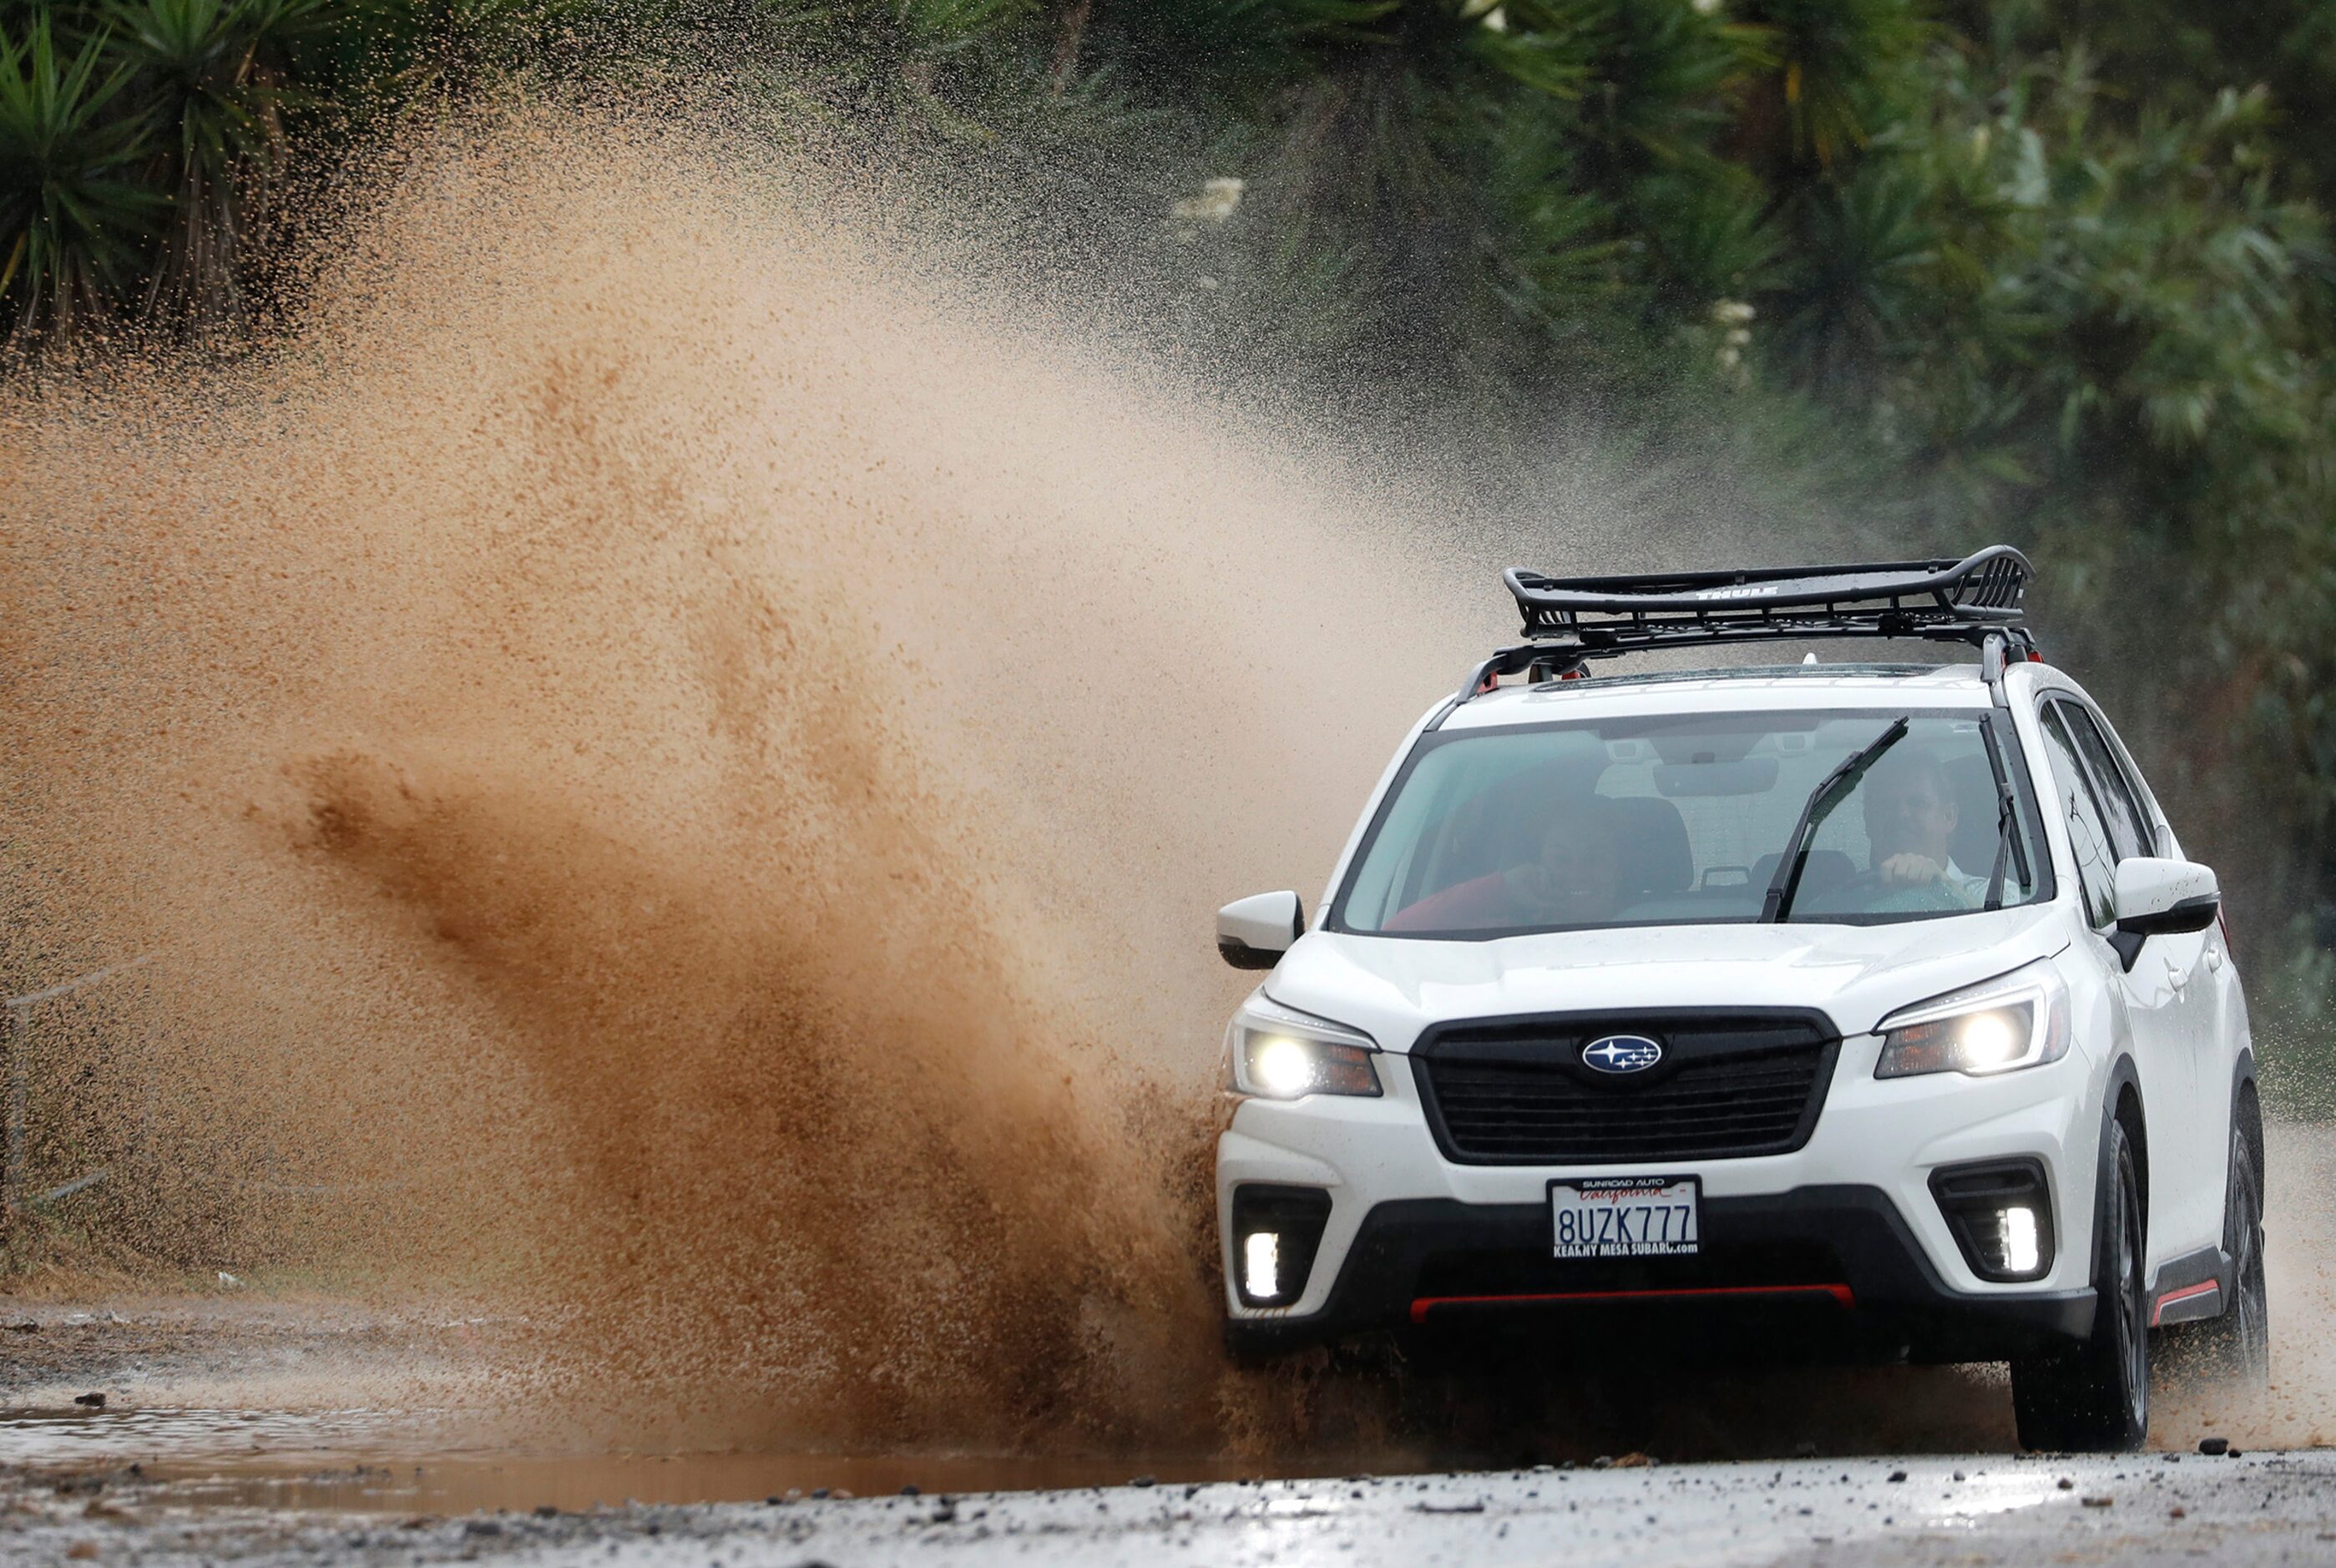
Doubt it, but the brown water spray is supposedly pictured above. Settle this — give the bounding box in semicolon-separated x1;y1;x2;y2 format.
11;97;2328;1464
0;102;1496;1454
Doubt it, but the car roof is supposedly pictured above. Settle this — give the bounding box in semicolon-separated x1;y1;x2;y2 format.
1438;661;2008;731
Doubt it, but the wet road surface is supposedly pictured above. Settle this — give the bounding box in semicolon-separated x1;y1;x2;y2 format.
5;1449;2334;1565
4;1302;2334;1565
10;1111;2336;1568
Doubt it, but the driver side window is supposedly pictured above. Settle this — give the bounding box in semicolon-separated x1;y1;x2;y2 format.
2037;703;2118;929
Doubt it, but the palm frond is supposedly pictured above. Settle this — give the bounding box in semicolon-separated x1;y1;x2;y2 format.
0;14;165;339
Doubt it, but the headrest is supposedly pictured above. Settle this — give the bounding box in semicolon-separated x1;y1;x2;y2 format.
1601;794;1692;896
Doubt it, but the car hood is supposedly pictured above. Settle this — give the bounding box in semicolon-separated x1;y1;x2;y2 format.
1264;907;2071;1050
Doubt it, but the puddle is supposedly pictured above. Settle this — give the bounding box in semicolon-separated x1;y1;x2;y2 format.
0;1405;1283;1514
139;1451;1262;1514
0;1406;455;1469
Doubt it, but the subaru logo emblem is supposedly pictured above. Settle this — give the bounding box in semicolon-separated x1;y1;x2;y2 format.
1582;1034;1663;1074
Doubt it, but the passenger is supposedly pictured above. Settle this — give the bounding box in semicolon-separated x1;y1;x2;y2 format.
1861;748;1987;907
1385;800;1626;932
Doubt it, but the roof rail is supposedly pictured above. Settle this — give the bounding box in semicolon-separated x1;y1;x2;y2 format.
1457;546;2036;702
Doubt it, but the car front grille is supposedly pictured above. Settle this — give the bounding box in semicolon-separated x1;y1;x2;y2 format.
1411;1011;1838;1166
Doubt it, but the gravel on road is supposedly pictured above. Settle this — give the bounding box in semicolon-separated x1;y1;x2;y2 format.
5;1449;2334;1568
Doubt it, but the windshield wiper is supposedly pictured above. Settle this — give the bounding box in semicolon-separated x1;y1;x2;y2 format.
1759;716;1911;923
1976;715;2030;911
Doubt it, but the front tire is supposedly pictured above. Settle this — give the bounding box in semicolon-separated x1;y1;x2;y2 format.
2010;1116;2148;1452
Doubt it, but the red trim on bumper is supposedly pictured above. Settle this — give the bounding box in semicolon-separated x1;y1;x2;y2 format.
1408;1282;1856;1326
2150;1279;2220;1327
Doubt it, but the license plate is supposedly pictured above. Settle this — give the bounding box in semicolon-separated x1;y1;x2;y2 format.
1550;1176;1701;1258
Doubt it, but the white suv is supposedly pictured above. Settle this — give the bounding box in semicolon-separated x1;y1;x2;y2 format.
1213;549;2267;1453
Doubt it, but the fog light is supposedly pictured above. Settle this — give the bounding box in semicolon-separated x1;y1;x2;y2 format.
1243;1232;1281;1302
2001;1205;2040;1275
1229;1185;1332;1308
1930;1159;2055;1282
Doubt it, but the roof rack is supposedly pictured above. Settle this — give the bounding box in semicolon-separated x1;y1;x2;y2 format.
1457;546;2036;704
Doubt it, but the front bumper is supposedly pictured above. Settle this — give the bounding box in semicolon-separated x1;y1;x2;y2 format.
1222;1186;2094;1363
1217;1026;2104;1364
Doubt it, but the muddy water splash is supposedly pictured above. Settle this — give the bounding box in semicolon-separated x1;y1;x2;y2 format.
16;99;2324;1470
0;104;1503;1455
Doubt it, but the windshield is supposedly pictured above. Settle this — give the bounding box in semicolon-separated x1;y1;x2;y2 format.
1333;708;2047;937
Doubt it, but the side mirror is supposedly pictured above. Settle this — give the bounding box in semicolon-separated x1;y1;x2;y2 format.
1218;891;1306;971
2108;857;2219;971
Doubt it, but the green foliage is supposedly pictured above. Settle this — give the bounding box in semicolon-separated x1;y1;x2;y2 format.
0;0;624;337
0;14;158;335
109;0;332;319
1735;0;1927;171
4;0;2336;1030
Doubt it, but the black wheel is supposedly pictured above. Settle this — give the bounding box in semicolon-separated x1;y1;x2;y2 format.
2166;1111;2271;1390
2010;1116;2149;1452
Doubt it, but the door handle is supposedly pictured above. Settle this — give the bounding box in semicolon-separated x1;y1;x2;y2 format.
2206;947;2225;973
2166;957;2191;992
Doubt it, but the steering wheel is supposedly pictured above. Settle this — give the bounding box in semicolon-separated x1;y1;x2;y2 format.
1823;867;1968;914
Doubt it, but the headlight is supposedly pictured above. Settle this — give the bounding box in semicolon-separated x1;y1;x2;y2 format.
1874;962;2071;1079
1227;999;1382;1100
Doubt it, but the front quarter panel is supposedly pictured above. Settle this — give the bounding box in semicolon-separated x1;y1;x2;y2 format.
2010;667;2225;1267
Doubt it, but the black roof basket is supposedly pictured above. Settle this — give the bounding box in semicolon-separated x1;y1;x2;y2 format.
1460;545;2036;701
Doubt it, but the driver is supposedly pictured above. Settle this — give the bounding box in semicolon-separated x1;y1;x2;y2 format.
1386;798;1626;932
1861;749;1987;907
